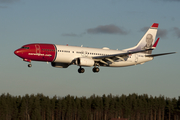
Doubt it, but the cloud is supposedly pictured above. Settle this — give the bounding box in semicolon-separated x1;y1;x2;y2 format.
157;29;168;38
172;27;180;38
140;27;149;33
62;33;79;37
140;27;168;38
62;25;129;37
62;32;85;37
87;24;128;35
0;0;20;4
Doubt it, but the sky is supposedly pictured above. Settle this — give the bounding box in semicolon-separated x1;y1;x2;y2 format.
0;0;179;98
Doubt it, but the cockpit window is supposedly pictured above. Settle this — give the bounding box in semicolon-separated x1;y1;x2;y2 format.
21;46;30;49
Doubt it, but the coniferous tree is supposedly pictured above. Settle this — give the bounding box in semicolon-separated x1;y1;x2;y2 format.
0;93;180;120
102;94;109;120
55;97;62;120
31;95;42;120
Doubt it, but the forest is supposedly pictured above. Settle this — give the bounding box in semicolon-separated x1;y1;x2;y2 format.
0;93;179;120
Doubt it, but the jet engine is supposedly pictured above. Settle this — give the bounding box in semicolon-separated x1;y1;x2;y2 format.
76;57;94;67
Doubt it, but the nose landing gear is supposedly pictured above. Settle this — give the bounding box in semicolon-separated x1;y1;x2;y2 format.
23;59;32;68
28;63;32;68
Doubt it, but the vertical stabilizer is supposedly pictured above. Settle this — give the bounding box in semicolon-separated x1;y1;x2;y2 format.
124;23;158;54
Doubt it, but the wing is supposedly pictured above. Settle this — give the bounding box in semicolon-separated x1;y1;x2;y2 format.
92;48;153;65
145;52;176;57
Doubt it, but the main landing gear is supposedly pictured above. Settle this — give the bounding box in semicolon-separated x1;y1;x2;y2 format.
78;67;85;73
78;66;100;73
92;67;99;73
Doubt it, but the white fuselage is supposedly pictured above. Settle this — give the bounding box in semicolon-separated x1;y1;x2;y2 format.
54;45;153;67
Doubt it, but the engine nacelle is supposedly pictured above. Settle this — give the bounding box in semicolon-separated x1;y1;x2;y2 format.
76;57;94;67
51;62;69;68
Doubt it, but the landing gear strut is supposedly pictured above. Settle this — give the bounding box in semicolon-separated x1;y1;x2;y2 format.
78;67;85;73
92;67;100;73
23;59;32;68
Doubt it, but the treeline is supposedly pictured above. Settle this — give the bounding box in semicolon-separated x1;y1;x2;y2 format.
0;93;180;120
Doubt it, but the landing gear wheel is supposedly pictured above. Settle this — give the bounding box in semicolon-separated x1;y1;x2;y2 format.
92;67;100;73
28;64;32;68
78;67;85;73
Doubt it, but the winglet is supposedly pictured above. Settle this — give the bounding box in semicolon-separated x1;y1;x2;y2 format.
152;38;160;49
151;23;159;28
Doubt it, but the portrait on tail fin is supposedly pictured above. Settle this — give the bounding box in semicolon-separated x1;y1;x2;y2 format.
141;34;153;54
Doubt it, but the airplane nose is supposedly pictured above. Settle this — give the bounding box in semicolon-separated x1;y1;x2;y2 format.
14;50;19;55
14;50;18;55
14;49;22;57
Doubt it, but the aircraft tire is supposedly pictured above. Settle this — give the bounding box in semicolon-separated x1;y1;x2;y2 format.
28;64;32;67
93;67;99;73
78;68;85;73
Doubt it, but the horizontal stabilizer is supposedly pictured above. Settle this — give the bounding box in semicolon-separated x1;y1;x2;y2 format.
145;52;176;57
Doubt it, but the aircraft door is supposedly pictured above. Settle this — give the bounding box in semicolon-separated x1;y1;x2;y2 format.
135;54;138;63
81;51;88;57
35;45;41;54
85;51;88;57
81;51;84;57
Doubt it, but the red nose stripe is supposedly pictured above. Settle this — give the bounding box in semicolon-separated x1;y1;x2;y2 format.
14;44;56;62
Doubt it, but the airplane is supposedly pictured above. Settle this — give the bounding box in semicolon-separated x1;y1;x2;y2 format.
14;23;176;73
